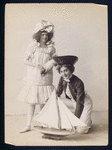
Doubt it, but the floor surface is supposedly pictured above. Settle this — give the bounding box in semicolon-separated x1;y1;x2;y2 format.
5;111;108;146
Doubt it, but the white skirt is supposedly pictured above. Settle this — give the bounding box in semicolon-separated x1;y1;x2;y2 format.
17;83;54;105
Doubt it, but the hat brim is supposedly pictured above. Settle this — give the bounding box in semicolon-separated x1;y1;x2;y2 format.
53;55;78;65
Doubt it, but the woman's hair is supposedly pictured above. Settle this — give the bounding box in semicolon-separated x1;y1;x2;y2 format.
32;30;54;43
56;64;75;74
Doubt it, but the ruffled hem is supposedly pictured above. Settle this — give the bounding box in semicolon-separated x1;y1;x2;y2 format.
17;84;54;104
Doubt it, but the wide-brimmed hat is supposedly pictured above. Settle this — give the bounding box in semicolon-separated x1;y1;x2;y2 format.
33;20;54;34
53;55;78;66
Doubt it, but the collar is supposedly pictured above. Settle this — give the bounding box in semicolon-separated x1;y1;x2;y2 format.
63;74;73;82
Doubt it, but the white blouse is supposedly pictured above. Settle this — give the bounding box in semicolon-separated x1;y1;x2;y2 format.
25;41;56;86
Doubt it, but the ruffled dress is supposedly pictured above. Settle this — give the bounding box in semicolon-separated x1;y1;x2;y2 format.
17;41;56;105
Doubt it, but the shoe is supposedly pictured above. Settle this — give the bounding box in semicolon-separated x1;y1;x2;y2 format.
20;126;31;133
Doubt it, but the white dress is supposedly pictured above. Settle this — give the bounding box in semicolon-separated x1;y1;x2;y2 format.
17;41;56;105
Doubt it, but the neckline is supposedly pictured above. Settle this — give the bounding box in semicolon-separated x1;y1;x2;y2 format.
63;74;73;82
39;46;48;49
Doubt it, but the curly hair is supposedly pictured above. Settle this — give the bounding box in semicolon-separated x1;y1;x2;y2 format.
32;31;54;43
56;64;75;74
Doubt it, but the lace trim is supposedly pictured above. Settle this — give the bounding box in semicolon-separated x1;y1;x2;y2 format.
25;40;55;60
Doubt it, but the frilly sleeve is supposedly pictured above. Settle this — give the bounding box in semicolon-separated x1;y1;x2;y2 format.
25;41;37;59
50;46;57;58
47;41;57;58
43;59;55;71
44;45;57;71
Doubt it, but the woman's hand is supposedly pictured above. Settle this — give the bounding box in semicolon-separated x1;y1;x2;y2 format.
38;65;47;75
41;68;47;75
36;64;47;75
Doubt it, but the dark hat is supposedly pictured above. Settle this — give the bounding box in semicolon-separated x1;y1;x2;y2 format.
53;55;78;65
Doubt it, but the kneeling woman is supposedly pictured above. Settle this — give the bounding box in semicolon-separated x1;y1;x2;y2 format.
53;56;93;134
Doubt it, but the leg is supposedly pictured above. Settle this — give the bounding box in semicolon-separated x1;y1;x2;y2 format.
20;104;36;133
77;94;93;134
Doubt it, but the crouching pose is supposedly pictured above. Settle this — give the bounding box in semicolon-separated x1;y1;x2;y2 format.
53;56;93;133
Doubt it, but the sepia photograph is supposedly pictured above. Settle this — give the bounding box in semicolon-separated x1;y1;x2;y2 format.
5;3;108;146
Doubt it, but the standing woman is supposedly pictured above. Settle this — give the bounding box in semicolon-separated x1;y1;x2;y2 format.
18;20;56;133
53;56;93;133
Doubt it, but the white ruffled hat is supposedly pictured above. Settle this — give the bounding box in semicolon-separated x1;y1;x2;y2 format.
33;20;54;34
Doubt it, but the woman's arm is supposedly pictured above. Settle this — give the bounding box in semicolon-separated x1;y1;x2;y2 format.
23;55;44;69
43;47;57;73
43;59;56;72
56;77;63;97
74;81;85;118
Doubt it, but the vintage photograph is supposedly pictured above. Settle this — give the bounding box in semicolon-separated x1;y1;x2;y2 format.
5;3;108;146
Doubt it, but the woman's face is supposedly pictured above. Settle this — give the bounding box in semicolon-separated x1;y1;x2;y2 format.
60;66;72;79
40;31;48;43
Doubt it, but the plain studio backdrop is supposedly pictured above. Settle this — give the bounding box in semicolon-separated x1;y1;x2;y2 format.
5;3;108;115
